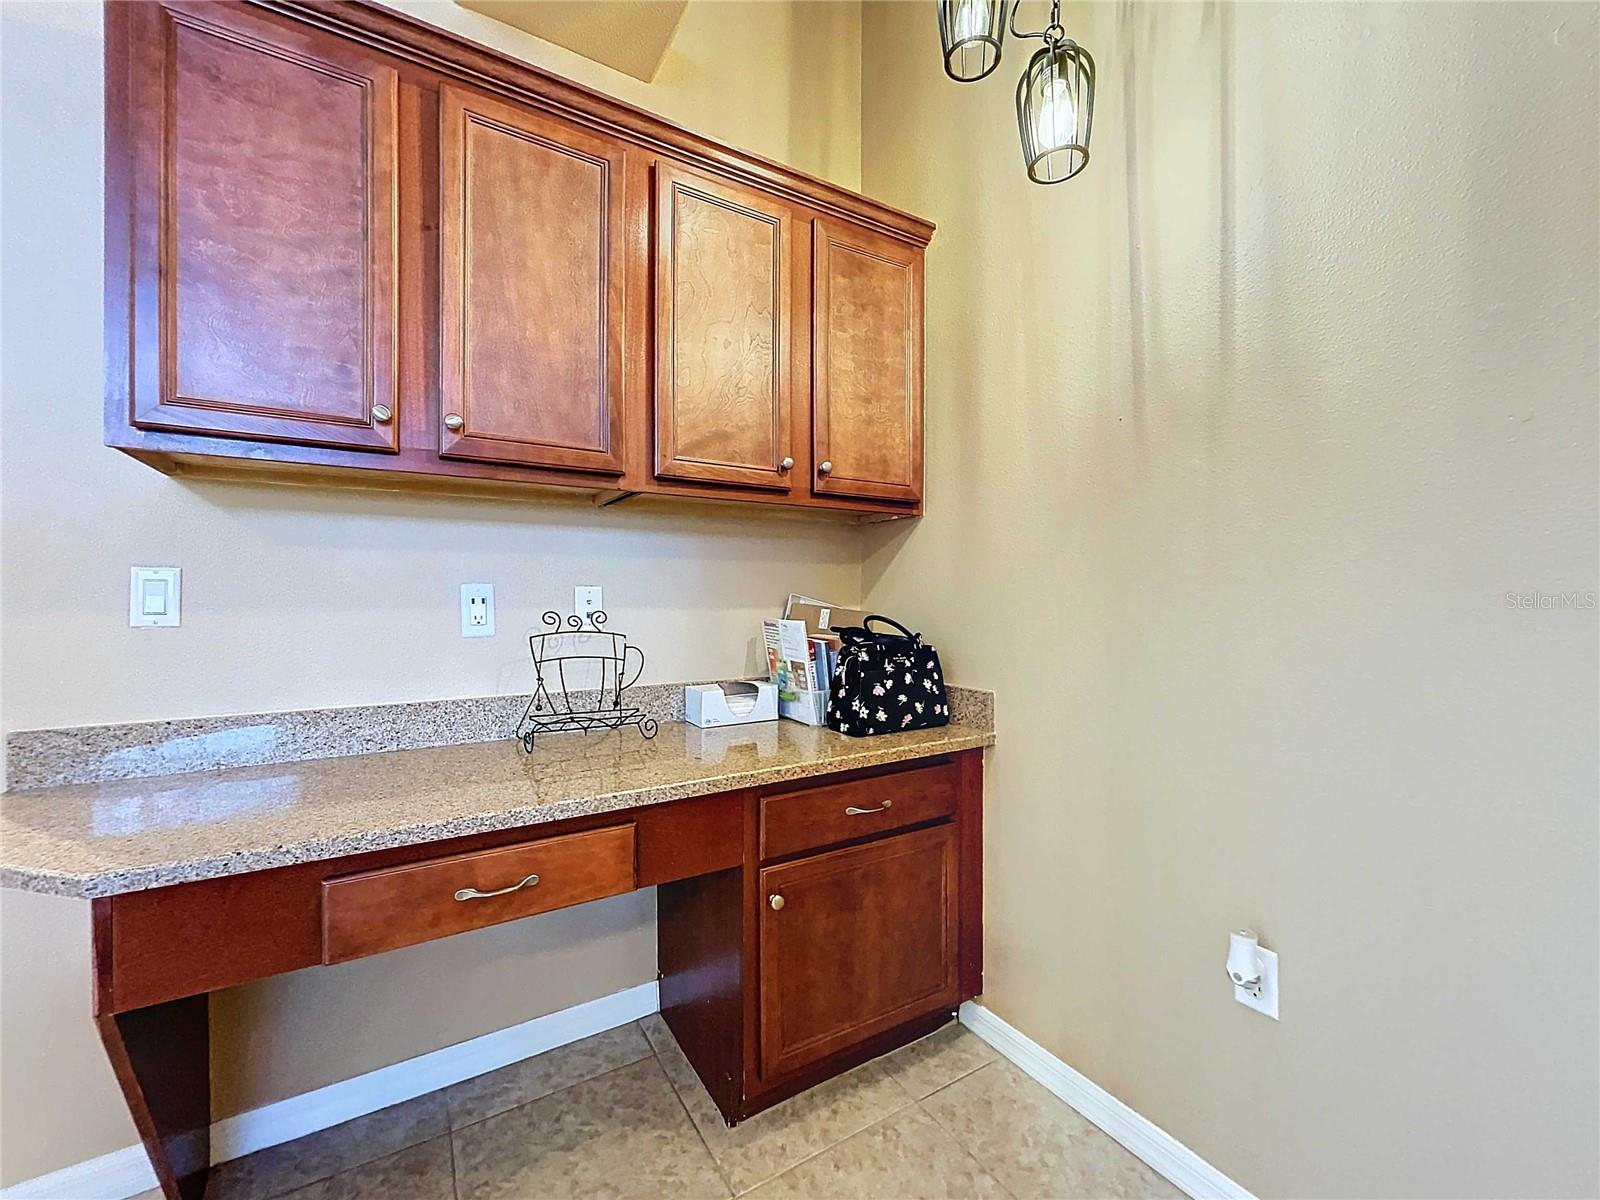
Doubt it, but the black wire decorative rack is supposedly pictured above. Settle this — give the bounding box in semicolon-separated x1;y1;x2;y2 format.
516;611;659;751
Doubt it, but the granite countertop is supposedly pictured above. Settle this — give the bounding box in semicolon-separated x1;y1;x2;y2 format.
0;720;993;899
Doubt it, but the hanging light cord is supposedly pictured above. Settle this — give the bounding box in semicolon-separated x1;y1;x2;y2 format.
1009;0;1070;48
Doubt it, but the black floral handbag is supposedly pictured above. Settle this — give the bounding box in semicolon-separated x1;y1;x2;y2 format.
825;615;950;737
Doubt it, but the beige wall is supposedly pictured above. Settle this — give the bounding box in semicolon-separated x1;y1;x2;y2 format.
0;0;863;1185
860;2;1598;1198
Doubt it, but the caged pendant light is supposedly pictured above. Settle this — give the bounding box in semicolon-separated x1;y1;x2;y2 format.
937;0;1095;185
938;0;1007;82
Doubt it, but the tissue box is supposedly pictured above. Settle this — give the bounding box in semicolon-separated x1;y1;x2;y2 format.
684;681;778;728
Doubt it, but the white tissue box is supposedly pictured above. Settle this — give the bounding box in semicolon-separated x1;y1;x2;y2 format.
685;681;778;728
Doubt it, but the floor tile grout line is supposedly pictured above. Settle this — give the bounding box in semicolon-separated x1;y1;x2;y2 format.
727;1078;919;1196
445;1053;656;1139
651;1042;739;1199
908;1094;1021;1200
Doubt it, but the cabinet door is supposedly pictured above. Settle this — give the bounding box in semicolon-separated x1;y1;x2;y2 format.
759;824;958;1079
439;86;626;474
125;2;399;451
655;164;795;490
812;220;924;503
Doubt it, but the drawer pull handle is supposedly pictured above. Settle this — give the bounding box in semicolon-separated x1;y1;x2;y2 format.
844;800;893;815
454;873;540;902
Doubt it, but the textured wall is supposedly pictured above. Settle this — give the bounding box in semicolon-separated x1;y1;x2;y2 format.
0;0;863;1184
859;2;1598;1197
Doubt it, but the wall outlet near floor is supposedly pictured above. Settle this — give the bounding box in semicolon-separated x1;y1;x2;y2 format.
574;584;603;627
460;583;495;637
1234;944;1280;1020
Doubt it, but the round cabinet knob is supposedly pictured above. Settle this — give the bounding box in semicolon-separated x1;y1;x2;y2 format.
779;456;795;471
443;413;465;432
768;894;785;911
370;404;393;424
818;460;833;475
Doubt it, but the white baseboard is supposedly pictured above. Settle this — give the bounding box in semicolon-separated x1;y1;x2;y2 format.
1;980;659;1200
959;1000;1255;1200
0;1145;158;1200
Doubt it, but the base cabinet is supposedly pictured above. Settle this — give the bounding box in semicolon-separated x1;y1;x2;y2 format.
759;825;959;1078
658;752;982;1125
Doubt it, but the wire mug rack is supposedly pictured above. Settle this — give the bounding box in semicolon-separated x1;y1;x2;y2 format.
516;611;659;751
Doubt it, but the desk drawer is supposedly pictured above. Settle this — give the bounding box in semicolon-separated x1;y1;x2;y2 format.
322;824;635;963
760;762;956;861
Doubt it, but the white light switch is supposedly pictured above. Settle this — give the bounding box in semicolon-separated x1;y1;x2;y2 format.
461;583;495;637
130;567;181;628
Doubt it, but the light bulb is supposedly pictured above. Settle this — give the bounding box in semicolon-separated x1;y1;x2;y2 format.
952;0;990;42
1033;74;1077;151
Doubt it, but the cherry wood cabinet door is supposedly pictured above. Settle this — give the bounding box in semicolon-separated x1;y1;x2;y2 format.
759;824;959;1079
654;163;795;490
123;2;400;451
439;85;627;474
811;219;924;503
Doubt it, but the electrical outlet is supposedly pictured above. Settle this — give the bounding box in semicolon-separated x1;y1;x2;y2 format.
460;583;495;638
1235;945;1280;1020
575;585;603;627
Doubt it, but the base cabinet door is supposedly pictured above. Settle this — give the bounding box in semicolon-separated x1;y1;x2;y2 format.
758;824;959;1079
811;218;924;503
124;1;400;451
438;85;627;474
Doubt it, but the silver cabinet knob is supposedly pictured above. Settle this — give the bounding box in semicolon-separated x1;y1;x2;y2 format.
443;413;465;432
769;894;785;911
370;404;393;424
779;456;795;471
818;460;833;475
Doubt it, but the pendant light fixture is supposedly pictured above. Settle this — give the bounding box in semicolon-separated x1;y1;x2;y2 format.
937;0;1006;82
937;0;1095;185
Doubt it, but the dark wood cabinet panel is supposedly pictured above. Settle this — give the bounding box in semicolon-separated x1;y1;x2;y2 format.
654;163;794;490
322;825;636;964
758;823;959;1079
759;761;957;861
439;85;626;473
124;1;399;451
812;218;924;503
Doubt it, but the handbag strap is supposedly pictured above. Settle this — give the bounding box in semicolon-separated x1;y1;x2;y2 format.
862;614;920;643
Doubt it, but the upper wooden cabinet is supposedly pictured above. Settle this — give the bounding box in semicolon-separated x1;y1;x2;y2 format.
812;220;924;504
654;164;795;492
105;0;933;517
439;86;626;475
118;1;400;452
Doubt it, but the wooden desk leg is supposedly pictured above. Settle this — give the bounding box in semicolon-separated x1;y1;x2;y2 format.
95;994;211;1200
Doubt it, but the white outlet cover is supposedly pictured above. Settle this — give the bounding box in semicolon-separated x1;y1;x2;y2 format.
1235;945;1279;1020
460;583;495;638
575;585;603;625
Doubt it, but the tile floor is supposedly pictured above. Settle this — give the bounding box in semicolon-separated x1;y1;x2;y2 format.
134;1019;1183;1200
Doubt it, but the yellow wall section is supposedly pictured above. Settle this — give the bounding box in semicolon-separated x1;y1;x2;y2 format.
0;0;862;1184
858;2;1598;1197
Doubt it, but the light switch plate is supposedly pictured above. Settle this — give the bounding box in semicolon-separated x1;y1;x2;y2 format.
460;583;495;637
130;567;181;628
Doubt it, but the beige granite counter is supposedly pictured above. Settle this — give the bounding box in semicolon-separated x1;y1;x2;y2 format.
0;720;993;899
